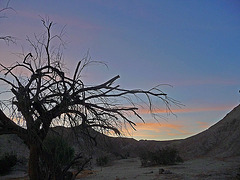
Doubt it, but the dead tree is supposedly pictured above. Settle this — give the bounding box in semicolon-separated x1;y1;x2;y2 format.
0;19;179;179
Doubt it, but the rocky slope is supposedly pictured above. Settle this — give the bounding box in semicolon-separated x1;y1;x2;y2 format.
175;104;240;159
95;104;240;160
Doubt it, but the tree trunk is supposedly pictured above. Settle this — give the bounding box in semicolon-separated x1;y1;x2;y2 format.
28;144;41;180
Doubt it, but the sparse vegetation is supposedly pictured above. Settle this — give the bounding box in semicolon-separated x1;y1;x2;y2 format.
140;147;183;167
236;167;240;180
112;151;130;159
96;156;109;166
0;153;17;175
41;136;75;179
43;136;75;168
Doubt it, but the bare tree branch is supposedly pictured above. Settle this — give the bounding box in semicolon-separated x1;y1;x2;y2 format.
0;18;181;179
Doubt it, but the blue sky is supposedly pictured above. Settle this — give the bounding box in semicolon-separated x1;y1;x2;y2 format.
0;0;240;140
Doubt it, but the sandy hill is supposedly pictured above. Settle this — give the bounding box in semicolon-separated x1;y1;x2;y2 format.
175;104;240;159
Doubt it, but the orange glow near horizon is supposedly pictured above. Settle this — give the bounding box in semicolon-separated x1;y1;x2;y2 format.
122;121;192;140
134;122;187;134
122;104;234;140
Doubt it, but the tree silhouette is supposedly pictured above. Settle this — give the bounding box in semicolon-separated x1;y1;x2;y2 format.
0;19;179;179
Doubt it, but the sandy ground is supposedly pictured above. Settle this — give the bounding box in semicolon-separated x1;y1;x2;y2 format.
1;156;240;180
78;156;240;180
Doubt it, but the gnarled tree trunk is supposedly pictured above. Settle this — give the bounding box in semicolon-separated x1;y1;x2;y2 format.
28;144;41;180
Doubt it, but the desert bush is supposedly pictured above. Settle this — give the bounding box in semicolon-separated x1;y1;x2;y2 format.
113;151;130;159
43;136;75;167
96;156;109;166
236;167;240;180
41;136;75;179
140;147;183;167
0;153;17;175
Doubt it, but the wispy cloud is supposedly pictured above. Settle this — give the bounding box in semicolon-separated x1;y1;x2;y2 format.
124;122;193;140
137;105;232;114
134;122;187;134
166;132;193;137
196;121;210;129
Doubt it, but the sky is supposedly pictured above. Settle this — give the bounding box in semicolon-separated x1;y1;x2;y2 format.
0;0;240;140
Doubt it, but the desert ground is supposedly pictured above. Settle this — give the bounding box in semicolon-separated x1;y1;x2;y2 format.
77;156;240;180
1;156;240;180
